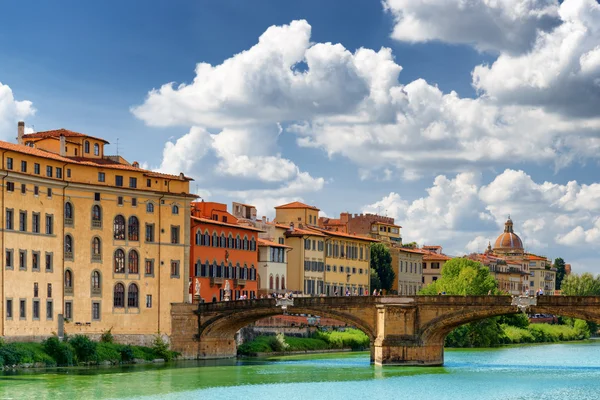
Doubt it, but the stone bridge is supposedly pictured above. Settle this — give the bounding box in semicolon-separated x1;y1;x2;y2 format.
170;295;600;366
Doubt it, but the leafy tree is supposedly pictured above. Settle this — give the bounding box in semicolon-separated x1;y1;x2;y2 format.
419;258;499;296
369;269;381;293
554;258;567;290
561;273;600;296
370;243;395;293
402;242;418;249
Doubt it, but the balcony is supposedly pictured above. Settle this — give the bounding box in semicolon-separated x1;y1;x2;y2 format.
91;220;102;229
91;287;101;296
64;252;73;261
64;286;73;296
544;275;554;281
235;279;247;287
210;277;223;286
65;217;73;227
91;254;102;262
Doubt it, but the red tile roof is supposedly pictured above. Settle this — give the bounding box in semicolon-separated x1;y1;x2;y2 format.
284;226;327;237
308;226;378;242
191;217;264;232
257;238;292;249
274;201;320;211
23;128;110;144
423;253;451;261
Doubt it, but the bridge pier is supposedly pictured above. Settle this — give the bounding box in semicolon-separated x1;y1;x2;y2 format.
199;337;237;359
374;338;443;366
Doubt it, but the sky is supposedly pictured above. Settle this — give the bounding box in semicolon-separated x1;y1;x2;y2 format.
1;0;600;273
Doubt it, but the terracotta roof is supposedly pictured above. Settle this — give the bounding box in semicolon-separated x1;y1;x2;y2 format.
274;201;320;211
322;218;344;226
308;226;378;242
395;247;426;255
423;253;451;261
494;231;524;250
525;254;547;261
0;140;193;181
266;222;293;230
191;216;264;232
284;226;326;237
423;245;441;249
257;238;292;249
23;128;110;144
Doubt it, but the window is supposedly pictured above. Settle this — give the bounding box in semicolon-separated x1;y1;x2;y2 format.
65;202;73;225
113;215;125;239
92;302;101;320
20;183;27;195
94;143;99;156
117;196;123;205
114;249;125;273
19;211;26;231
65;235;73;259
45;300;53;320
170;260;180;278
92;270;101;293
19;250;26;270
64;269;73;290
128;250;139;274
67;169;71;178
45;214;53;234
45;253;53;272
129;177;137;188
34;163;40;174
5;209;13;230
34;282;39;297
84;140;90;153
172;205;179;215
92;237;101;261
47;283;52;298
47;187;52;198
146;202;154;213
146;295;152;308
20;160;27;172
56;167;62;179
128;283;139;307
94;192;101;201
127;216;139;241
34;186;39;196
92;205;102;228
32;251;39;271
171;226;180;244
145;224;155;242
32;213;40;233
6;299;13;319
115;175;123;187
145;259;154;276
46;166;52;177
6;182;14;192
6;157;13;170
98;172;105;182
19;299;26;319
131;198;137;207
33;300;40;320
114;283;125;307
146;179;151;187
64;301;72;320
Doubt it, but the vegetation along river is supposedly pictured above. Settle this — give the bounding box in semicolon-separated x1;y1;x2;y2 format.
2;341;600;399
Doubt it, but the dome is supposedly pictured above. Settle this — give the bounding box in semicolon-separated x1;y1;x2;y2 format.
493;216;524;252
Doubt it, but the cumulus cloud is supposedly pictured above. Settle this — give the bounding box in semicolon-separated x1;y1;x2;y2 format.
383;0;560;54
0;82;35;141
363;169;600;272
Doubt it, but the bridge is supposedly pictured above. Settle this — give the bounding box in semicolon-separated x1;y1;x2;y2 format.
170;295;600;366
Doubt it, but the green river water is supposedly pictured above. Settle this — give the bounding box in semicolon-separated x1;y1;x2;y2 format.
2;341;600;400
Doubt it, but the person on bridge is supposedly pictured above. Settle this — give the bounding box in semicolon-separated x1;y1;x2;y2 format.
372;289;378;296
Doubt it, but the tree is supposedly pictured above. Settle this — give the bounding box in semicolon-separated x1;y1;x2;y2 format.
554;258;566;290
561;273;600;296
370;243;395;293
369;269;381;293
419;258;499;296
402;242;418;249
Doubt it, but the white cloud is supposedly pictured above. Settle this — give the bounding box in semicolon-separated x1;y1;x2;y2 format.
0;82;35;141
383;0;560;54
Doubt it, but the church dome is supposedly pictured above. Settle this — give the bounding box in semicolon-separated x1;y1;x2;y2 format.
493;216;524;252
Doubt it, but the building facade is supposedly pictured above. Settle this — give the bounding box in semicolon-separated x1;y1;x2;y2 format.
391;247;424;295
189;202;259;302
2;123;193;341
257;238;290;296
421;246;452;286
319;212;402;244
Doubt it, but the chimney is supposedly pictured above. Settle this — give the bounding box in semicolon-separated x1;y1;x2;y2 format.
17;121;25;144
59;134;66;156
262;216;266;223
132;161;139;168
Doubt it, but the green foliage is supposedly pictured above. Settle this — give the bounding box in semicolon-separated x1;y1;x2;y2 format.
284;337;329;351
402;242;418;249
100;328;114;344
554;258;566;290
561;273;600;296
369;269;381;292
445;317;508;347
498;313;530;329
42;336;74;366
118;345;135;362
69;335;98;363
237;336;275;355
152;334;173;362
96;343;121;363
313;328;369;350
268;333;289;352
370;243;395;292
420;258;498;296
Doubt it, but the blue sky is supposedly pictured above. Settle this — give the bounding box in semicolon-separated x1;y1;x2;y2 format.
1;0;600;272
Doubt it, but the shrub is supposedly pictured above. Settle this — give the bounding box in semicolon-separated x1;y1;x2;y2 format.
69;335;98;363
100;329;114;344
152;334;173;362
268;333;289;352
96;343;121;363
43;336;74;366
118;345;135;362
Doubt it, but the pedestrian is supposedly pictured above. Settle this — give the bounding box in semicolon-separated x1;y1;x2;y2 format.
487;289;492;295
372;289;378;296
379;289;383;296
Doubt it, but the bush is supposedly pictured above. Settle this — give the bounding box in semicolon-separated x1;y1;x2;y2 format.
118;345;135;362
96;343;121;363
100;329;114;344
69;335;98;363
268;333;289;352
42;336;74;366
152;334;173;362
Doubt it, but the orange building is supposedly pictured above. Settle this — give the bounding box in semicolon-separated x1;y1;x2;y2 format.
189;201;260;302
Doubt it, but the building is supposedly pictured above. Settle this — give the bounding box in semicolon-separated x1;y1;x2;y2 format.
468;251;527;295
189;201;260;302
257;238;291;296
421;246;452;285
526;254;556;295
319;212;402;244
391;247;424;295
1;123;194;342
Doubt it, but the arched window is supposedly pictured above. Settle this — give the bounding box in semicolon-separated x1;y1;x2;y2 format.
92;270;101;289
114;283;125;307
92;205;102;227
250;265;256;280
243;236;248;250
276;275;280;291
228;234;233;248
84;140;90;153
114;249;125;273
172;205;179;215
65;235;73;254
65;270;73;288
235;263;241;279
128;250;139;274
250;237;256;251
65;202;73;220
236;235;241;249
243;264;248;280
128;216;139;241
220;233;226;248
146;202;154;213
113;215;125;240
228;263;233;279
269;275;274;290
92;237;101;259
195;230;201;245
281;276;285;290
128;283;139;307
203;231;210;246
94;143;99;156
212;232;218;247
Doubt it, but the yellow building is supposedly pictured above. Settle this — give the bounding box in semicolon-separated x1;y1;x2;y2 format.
369;221;402;244
390;247;424;295
421;246;452;286
1;123;194;343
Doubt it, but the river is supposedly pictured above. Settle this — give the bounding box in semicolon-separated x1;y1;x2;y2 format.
2;341;600;399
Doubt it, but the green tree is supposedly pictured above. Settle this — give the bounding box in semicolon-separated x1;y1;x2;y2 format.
419;258;498;296
561;273;600;296
370;243;395;293
369;269;381;293
554;258;567;290
402;242;418;249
